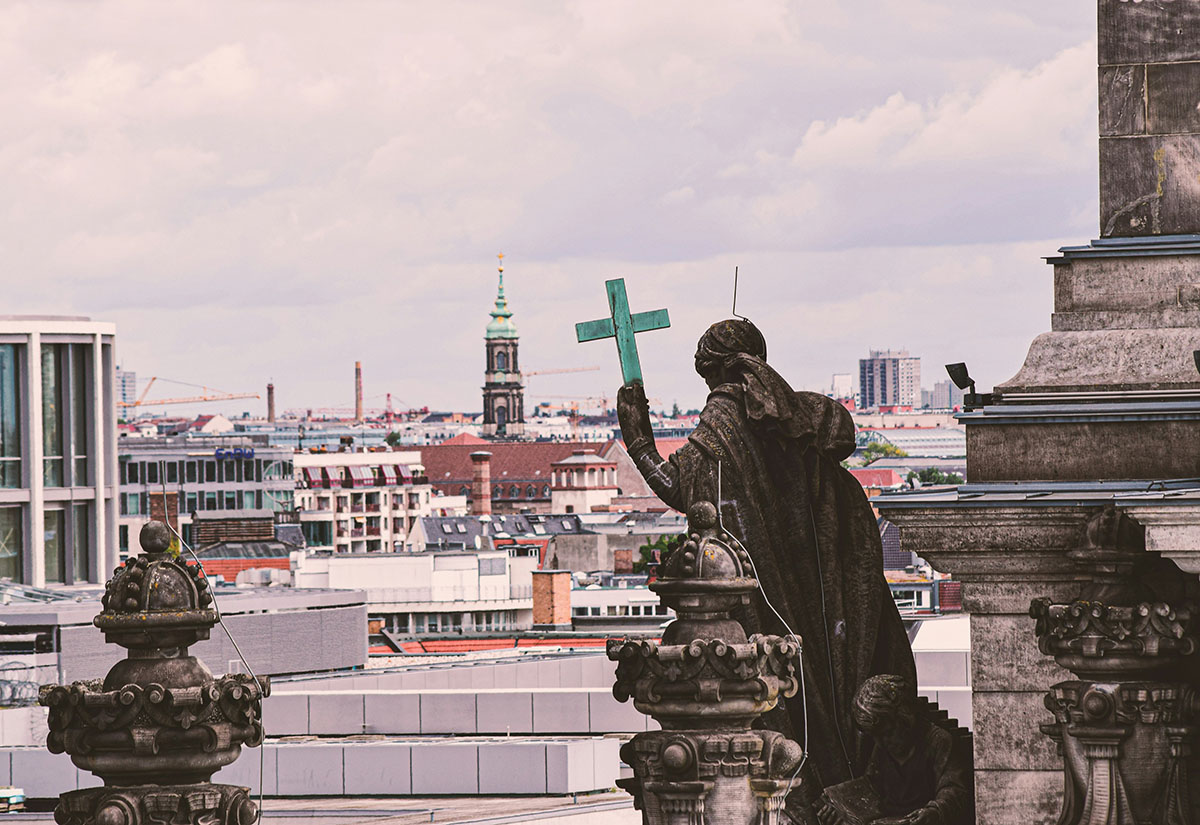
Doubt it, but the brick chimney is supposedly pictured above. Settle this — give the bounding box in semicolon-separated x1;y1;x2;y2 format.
354;361;364;423
532;569;572;629
266;383;276;423
469;451;492;515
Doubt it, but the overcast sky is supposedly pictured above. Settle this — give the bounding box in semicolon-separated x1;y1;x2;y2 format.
1;1;1100;416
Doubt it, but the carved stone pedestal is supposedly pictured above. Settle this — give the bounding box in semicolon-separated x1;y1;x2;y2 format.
55;784;259;825
39;522;269;825
609;502;804;825
1031;508;1199;825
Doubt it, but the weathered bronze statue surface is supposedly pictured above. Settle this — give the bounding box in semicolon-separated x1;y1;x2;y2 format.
39;521;268;825
619;318;916;796
616;318;920;814
818;675;973;825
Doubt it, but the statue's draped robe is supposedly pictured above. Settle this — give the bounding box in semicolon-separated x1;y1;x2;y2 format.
633;385;916;793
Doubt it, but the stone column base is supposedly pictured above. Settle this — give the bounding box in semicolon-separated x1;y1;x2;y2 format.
54;782;258;825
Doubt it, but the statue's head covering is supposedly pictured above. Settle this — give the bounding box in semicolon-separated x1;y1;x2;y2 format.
694;318;855;459
852;674;916;733
694;318;802;438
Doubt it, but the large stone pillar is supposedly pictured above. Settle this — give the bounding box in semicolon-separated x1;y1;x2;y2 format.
1098;0;1200;238
878;4;1200;822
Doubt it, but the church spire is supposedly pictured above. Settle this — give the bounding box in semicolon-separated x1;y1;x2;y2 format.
486;252;518;339
482;253;524;439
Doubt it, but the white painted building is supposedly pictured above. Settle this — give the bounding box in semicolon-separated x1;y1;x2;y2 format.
294;450;435;553
291;547;537;635
569;582;670;625
549;450;618;514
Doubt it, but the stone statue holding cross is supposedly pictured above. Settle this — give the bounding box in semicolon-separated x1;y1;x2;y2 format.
579;283;917;820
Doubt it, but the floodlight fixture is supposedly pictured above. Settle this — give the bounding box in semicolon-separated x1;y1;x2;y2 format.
945;362;993;411
945;363;975;394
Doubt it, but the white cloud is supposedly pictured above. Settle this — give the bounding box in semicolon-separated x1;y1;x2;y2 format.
0;0;1099;412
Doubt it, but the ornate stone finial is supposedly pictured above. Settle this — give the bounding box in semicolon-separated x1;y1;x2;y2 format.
608;503;804;824
39;520;269;825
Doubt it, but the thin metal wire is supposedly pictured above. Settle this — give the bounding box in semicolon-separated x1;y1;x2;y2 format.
158;463;266;820
717;461;810;794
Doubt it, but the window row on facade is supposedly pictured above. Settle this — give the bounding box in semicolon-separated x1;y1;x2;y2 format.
120;488;294;517
379;610;522;634
572;604;669;617
298;464;422;490
453;484;552;500
0;343;98;489
120;457;292;487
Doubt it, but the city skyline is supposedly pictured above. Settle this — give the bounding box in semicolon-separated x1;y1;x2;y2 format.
2;1;1097;415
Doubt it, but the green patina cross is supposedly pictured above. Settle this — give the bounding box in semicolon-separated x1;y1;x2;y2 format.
575;278;670;386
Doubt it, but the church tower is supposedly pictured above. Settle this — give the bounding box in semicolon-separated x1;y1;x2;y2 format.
481;254;524;438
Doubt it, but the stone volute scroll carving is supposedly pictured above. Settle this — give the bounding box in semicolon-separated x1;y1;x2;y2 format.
609;500;806;825
39;521;269;825
1031;505;1200;825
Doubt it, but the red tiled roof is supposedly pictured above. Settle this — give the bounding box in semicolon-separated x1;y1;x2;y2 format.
441;432;489;446
652;438;690;459
848;468;904;488
421;440;621;488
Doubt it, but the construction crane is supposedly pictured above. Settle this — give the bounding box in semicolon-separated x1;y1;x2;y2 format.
524;366;600;378
532;401;583;439
531;393;663;414
119;377;260;409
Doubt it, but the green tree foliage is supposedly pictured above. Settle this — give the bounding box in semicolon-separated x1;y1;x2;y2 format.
907;467;965;485
633;534;677;574
384;431;402;447
858;441;908;466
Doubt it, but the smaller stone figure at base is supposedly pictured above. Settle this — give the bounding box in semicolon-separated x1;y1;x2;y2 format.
816;676;971;825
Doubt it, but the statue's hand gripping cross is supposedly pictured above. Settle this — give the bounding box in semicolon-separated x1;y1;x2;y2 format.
575;279;670;387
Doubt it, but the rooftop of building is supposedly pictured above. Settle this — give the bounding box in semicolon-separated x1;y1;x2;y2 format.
0;314;92;321
421;439;623;485
418;512;588;547
847;467;905;489
552;450;616;466
195;540;298;559
0;582;365;626
117;432;280;450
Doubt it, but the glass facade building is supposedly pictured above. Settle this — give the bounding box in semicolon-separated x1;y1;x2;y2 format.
0;317;117;587
116;435;295;556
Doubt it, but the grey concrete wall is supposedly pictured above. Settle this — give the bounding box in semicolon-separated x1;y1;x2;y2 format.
264;688;654;737
548;533;663;574
281;652;618;693
4;737;621;798
57;603;367;682
547;534;610;573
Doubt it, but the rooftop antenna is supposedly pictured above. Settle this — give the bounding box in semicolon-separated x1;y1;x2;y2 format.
729;266;766;355
732;266;750;321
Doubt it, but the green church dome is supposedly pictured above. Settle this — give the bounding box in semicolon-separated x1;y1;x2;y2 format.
486;256;518;340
